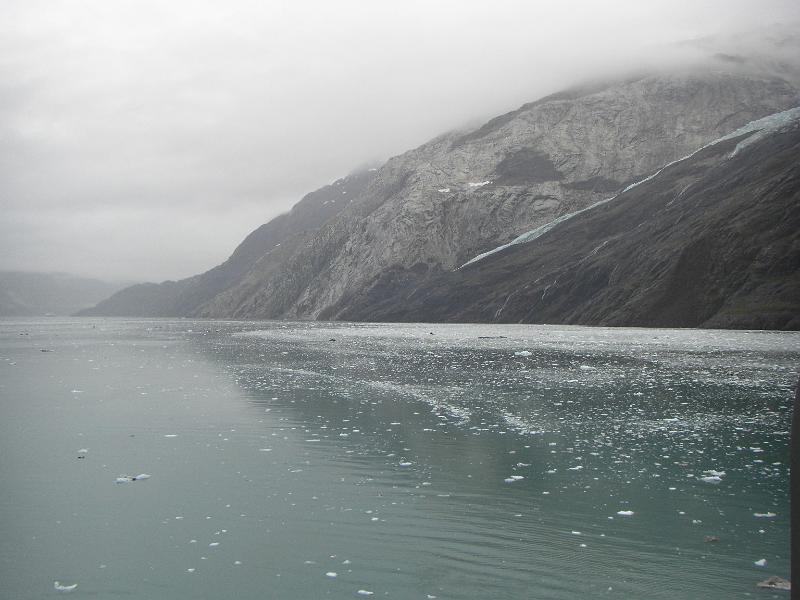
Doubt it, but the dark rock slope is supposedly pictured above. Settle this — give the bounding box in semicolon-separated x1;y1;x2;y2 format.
346;111;800;329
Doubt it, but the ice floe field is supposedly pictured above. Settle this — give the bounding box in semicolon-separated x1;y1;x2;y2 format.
0;319;796;599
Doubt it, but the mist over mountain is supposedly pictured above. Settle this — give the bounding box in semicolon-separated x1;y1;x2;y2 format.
81;30;800;329
0;272;130;316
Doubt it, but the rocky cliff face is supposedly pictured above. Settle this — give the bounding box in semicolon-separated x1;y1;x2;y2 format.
337;109;800;329
196;68;798;322
82;56;800;328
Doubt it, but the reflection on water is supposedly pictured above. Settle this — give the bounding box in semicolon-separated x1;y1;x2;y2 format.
0;319;795;599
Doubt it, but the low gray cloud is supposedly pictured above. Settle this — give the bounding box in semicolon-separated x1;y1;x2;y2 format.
1;0;798;281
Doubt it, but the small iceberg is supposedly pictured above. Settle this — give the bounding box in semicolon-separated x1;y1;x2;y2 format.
616;510;634;516
504;476;524;483
757;576;791;591
699;475;722;484
753;512;777;518
115;473;151;484
54;581;78;592
513;350;532;357
754;558;767;567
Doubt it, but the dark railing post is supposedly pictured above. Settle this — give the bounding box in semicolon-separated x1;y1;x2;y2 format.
793;377;799;600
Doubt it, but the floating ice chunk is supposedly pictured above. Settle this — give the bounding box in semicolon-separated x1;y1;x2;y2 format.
616;510;634;516
326;572;337;578
568;465;583;471
164;434;178;438
54;582;78;592
753;512;777;518
468;181;492;188
187;568;196;573
437;188;450;193
504;475;524;483
699;476;722;484
234;561;242;566
116;473;150;483
398;462;413;467
571;531;581;535
357;591;374;596
756;576;791;590
77;449;88;459
702;470;726;477
209;542;220;547
513;350;532;357
754;558;767;567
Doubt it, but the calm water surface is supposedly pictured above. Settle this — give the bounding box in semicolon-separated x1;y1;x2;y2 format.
0;319;796;599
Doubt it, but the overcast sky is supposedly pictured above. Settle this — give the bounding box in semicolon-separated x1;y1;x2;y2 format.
1;0;798;282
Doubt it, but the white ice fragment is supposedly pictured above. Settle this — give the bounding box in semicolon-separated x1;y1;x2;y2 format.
437;188;450;193
209;542;220;547
568;465;583;471
326;572;337;578
504;475;524;483
513;350;532;357
234;561;242;566
702;470;726;477
616;510;634;516
357;591;374;596
54;582;77;592
133;473;151;480
753;512;777;518
468;180;492;188
699;476;722;484
399;462;413;467
187;568;196;573
754;558;767;567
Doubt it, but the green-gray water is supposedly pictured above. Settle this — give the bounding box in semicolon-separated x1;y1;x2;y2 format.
0;319;796;599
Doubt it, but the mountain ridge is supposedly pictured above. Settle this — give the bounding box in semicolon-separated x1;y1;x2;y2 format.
81;59;800;328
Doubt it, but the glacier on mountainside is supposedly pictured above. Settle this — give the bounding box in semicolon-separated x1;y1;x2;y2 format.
458;106;800;270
